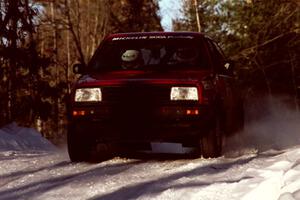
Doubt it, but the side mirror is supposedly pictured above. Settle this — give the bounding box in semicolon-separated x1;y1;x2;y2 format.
224;60;235;75
73;63;85;74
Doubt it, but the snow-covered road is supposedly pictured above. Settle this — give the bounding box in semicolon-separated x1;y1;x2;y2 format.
1;118;300;200
1;147;300;200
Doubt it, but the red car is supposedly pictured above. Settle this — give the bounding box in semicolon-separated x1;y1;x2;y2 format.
67;32;244;162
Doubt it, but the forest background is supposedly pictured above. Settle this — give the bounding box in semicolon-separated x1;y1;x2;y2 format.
0;0;299;143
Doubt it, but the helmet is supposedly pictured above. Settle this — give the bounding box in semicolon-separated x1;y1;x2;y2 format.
121;50;142;69
121;50;140;62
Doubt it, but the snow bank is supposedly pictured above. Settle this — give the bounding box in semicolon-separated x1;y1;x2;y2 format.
0;122;57;152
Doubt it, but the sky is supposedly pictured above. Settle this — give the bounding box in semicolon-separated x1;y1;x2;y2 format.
158;0;183;31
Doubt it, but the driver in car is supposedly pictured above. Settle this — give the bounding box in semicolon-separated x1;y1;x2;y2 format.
121;49;143;69
172;47;199;65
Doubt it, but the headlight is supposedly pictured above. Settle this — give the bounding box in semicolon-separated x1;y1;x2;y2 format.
170;87;198;101
75;88;102;102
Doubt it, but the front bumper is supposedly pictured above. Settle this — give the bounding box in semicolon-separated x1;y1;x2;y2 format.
69;104;215;144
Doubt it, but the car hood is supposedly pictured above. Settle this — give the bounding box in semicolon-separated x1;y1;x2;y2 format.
75;70;212;87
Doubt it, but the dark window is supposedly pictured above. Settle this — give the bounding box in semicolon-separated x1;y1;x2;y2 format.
205;39;226;74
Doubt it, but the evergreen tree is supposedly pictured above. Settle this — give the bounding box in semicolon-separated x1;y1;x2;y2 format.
0;0;51;127
175;0;300;114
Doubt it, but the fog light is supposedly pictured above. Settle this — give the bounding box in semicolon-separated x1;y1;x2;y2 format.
186;109;199;115
73;110;86;116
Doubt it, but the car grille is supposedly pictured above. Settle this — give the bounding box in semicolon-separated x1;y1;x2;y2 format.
101;85;171;105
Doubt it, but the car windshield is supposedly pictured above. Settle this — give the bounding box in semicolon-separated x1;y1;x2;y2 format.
88;36;211;72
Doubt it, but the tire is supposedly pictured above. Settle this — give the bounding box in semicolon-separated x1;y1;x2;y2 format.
200;117;223;158
67;127;91;162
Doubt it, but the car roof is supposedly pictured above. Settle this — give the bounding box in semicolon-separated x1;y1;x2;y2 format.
104;32;206;42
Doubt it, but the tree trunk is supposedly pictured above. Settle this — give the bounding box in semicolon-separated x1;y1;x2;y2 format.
7;0;18;122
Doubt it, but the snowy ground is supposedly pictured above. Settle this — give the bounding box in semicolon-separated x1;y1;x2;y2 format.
1;115;300;200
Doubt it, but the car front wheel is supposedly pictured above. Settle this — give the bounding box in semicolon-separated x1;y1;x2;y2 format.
67;127;91;162
200;117;223;158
